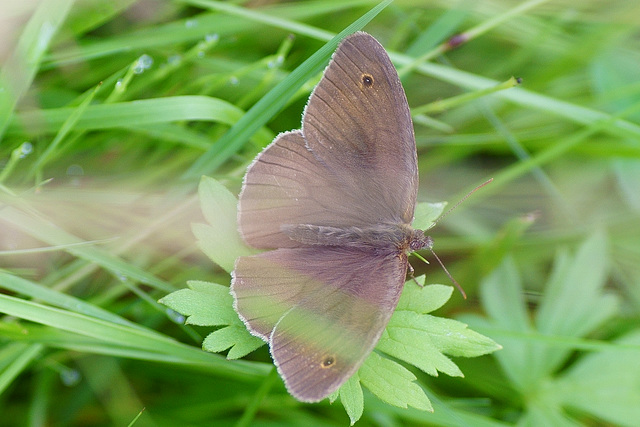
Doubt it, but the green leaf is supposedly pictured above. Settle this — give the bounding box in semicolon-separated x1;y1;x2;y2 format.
418;315;502;357
413;201;446;231
203;325;264;360
519;402;580;427
474;256;536;390
552;330;640;427
531;230;619;379
0;293;266;377
536;230;617;339
480;257;531;333
159;281;265;360
378;312;462;377
396;282;453;314
466;232;626;425
339;372;364;425
159;281;238;326
0;343;43;396
378;310;499;378
193;176;257;272
358;351;433;411
0;272;141;329
342;282;499;409
0;0;75;138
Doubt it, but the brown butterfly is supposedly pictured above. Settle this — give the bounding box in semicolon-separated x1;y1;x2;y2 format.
231;32;431;402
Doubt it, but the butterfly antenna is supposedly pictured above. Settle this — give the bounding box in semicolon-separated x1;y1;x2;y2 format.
421;178;493;298
431;178;493;228
428;247;467;299
413;241;466;298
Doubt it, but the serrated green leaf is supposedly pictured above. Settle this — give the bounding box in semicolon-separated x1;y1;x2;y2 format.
520;403;580;427
187;280;232;296
477;256;539;390
158;281;237;326
536;230;617;339
396;282;453;314
339;372;364;425
480;257;530;333
614;158;640;211
551;330;640;427
413;201;446;230
358;352;432;411
202;325;264;359
530;231;619;380
159;281;266;359
379;309;498;379
378;313;462;377
379;281;499;379
474;232;624;420
420;315;501;357
193;176;257;272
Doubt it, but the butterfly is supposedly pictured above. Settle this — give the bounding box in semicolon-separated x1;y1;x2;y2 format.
231;32;432;402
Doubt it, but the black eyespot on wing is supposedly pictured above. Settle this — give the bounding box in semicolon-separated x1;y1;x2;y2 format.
321;355;336;368
361;74;374;87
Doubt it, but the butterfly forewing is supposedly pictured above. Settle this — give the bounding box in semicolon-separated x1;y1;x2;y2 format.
239;33;418;249
303;32;418;225
238;130;384;249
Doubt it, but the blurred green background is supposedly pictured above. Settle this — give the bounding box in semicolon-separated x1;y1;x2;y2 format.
1;0;639;425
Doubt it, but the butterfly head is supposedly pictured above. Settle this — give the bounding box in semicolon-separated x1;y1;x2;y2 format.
408;229;433;253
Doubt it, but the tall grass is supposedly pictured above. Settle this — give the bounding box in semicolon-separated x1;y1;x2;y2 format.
1;0;639;425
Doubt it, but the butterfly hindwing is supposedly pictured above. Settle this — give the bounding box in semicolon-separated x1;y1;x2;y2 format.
232;246;408;402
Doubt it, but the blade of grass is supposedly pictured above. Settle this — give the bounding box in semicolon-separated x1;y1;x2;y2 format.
393;55;640;140
0;294;269;380
451;100;640;204
0;272;142;329
0;343;43;395
181;0;393;181
184;0;335;41
0;206;174;293
0;0;74;139
7;96;272;146
399;0;553;76
28;83;102;179
42;0;377;67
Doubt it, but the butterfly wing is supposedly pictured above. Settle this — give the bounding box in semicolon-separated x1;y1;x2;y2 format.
231;246;408;402
238;130;375;249
302;32;418;225
238;32;418;249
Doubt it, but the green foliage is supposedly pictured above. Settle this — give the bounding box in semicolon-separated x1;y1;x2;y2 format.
192;176;255;272
160;281;264;359
1;0;639;425
461;231;637;426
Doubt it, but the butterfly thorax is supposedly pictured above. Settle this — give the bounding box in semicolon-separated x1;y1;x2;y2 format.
282;223;431;254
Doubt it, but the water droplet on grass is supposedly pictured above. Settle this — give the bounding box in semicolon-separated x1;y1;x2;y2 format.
134;54;153;74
